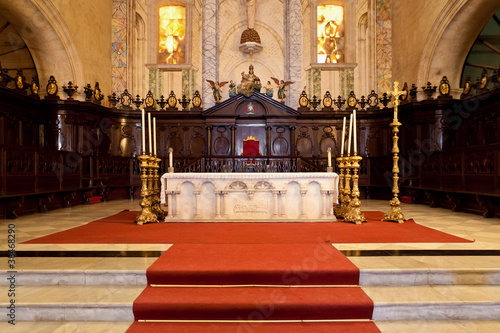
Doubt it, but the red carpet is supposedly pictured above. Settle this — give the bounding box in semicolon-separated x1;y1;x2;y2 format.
147;243;360;285
129;243;379;332
133;286;374;320
24;210;472;244
127;322;381;333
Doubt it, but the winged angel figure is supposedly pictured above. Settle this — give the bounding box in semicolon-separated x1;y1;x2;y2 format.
271;77;294;103
207;80;228;103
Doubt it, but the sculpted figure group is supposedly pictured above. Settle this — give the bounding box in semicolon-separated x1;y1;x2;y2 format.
207;65;293;103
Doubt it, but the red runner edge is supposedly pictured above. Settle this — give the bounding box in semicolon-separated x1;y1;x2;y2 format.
127;321;381;333
24;210;472;244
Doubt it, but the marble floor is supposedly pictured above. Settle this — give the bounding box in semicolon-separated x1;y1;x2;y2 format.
1;199;500;332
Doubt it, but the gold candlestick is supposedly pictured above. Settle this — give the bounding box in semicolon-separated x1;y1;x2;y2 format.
151;156;165;220
341;154;352;217
135;154;157;225
334;155;346;218
344;153;366;224
383;81;406;223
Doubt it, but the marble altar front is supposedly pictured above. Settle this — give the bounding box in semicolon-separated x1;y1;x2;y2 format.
160;172;339;222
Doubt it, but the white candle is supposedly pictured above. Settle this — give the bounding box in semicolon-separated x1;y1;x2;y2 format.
148;113;152;154
353;110;357;154
169;148;173;168
347;114;353;155
328;147;332;167
153;117;157;156
141;109;146;154
340;117;346;155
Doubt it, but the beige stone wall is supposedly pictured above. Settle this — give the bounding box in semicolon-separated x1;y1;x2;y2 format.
218;0;284;101
392;0;447;87
51;0;112;96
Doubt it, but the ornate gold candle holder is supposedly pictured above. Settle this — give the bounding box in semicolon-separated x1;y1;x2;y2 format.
334;154;346;218
383;81;406;224
135;153;157;225
344;153;366;224
340;154;352;218
151;155;165;220
383;118;405;223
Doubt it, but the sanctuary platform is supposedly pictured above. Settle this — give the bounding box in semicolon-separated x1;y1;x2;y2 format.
160;172;339;222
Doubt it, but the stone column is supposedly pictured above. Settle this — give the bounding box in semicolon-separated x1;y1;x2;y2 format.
215;191;221;218
280;191;287;217
284;0;302;107
194;190;201;218
202;0;219;109
175;191;181;218
222;191;229;218
272;190;279;218
166;191;173;219
300;189;307;218
321;190;327;218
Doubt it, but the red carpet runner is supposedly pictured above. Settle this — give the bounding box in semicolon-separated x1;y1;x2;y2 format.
127;243;380;332
24;210;472;244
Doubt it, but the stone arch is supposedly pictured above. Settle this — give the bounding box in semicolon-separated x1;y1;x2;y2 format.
0;1;85;98
418;0;500;90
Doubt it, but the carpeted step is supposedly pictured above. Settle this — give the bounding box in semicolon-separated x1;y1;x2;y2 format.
126;321;381;333
132;286;374;321
147;243;360;285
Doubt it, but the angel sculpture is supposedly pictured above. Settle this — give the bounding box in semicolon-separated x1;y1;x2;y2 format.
271;77;294;103
206;80;228;103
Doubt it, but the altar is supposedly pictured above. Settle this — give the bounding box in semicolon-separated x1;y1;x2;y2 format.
160;173;339;222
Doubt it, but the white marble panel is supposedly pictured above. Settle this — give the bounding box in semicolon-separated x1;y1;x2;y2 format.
161;172;338;222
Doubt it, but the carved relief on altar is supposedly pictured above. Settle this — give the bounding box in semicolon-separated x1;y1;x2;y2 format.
228;180;248;190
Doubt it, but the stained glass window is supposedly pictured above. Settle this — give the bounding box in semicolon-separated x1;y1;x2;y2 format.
158;5;186;64
317;4;345;63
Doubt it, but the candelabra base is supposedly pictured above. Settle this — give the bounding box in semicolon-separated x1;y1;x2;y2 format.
343;198;366;224
135;197;158;225
168;166;174;173
327;166;334;173
383;197;405;223
151;197;165;220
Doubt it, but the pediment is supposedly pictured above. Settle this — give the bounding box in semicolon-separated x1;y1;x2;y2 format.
202;92;300;118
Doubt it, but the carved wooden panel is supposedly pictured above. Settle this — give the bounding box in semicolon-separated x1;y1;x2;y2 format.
272;127;289;156
213;126;230;155
296;126;312;157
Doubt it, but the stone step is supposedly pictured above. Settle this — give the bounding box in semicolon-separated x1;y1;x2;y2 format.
2;285;500;322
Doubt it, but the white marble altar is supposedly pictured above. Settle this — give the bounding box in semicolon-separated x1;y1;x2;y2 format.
160;172;339;222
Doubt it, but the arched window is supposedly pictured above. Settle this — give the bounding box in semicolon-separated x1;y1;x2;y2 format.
317;3;345;63
158;4;186;64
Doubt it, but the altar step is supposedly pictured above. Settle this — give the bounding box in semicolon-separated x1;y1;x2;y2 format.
2;257;500;326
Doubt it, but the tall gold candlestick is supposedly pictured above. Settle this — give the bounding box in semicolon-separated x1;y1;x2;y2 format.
342;154;352;217
135;154;157;225
334;154;346;218
150;155;165;220
344;152;366;224
383;81;406;223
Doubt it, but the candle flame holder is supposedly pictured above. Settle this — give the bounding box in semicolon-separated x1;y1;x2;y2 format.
383;81;406;223
383;118;405;223
334;155;346;218
343;153;366;224
135;154;158;225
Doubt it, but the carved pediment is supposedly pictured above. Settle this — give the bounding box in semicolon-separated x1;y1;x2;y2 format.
202;92;300;118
